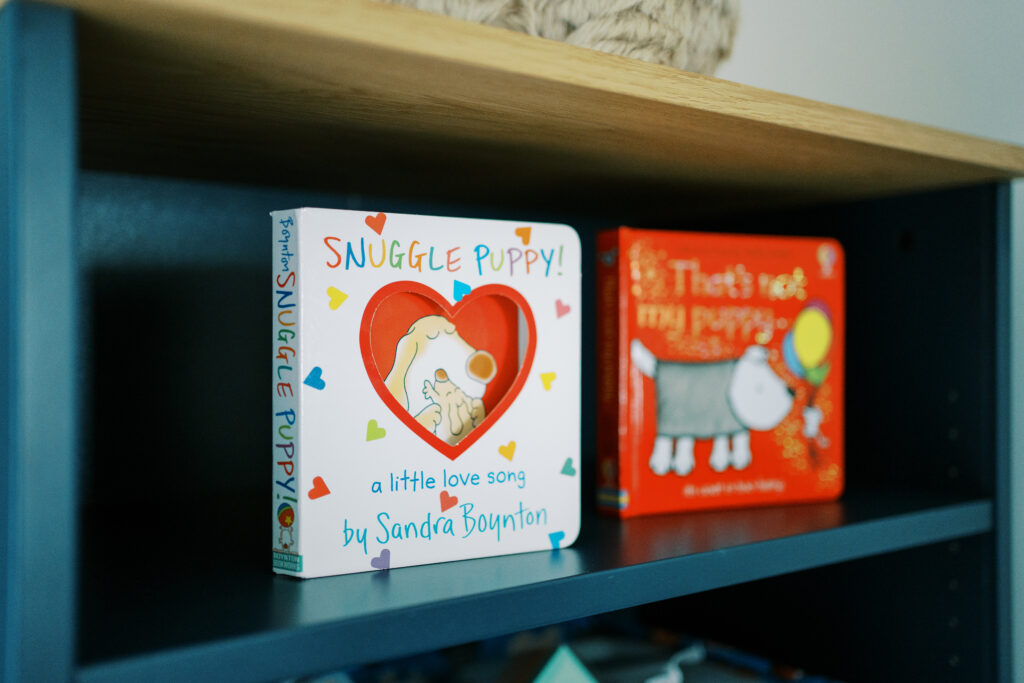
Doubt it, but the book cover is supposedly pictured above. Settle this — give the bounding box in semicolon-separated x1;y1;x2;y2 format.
272;208;581;577
596;228;844;517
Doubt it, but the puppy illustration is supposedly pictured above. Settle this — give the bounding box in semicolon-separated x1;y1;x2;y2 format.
422;368;487;445
385;315;496;445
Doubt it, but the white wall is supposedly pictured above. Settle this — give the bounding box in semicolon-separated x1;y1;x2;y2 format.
717;2;1023;680
717;2;1024;145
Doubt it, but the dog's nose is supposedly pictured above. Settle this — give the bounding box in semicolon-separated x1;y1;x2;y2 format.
466;350;497;383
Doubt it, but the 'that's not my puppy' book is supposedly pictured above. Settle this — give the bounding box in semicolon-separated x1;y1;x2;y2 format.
272;208;581;577
596;228;844;517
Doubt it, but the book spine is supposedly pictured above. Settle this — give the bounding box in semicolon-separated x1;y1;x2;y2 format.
595;229;627;515
271;210;302;574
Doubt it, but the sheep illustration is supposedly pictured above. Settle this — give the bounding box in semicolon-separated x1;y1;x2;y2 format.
631;339;795;476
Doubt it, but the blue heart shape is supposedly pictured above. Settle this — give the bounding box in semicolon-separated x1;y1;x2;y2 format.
304;366;326;390
549;531;566;550
453;280;472;302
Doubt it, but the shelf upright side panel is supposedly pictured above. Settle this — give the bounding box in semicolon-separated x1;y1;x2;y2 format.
0;3;79;681
996;181;1013;683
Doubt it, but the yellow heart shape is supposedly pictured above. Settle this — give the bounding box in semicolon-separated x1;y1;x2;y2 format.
327;287;348;310
498;441;516;461
540;372;556;391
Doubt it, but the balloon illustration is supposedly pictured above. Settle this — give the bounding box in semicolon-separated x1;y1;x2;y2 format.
278;502;295;527
784;301;835;464
784;302;833;387
793;307;832;370
782;330;804;379
277;502;296;549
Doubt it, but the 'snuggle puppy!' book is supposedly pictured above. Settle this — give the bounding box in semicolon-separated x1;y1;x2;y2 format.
272;208;581;577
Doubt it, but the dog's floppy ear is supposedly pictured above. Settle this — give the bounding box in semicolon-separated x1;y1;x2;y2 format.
385;324;423;409
630;339;657;377
742;345;768;362
384;315;456;409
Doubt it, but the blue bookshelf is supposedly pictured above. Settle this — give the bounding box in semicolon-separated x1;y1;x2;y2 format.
2;2;1021;681
2;4;78;681
75;494;991;683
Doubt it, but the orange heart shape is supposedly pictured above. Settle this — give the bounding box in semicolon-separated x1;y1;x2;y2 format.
308;475;331;500
440;490;458;512
365;212;386;235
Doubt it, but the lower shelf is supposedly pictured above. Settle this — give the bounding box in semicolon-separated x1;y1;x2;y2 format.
77;492;991;683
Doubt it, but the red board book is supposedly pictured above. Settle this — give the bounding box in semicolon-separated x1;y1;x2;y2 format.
596;228;845;517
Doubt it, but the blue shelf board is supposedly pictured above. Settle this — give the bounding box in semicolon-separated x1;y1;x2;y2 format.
76;492;992;683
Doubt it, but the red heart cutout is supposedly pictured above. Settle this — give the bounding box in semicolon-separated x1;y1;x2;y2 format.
361;281;536;460
365;212;386;235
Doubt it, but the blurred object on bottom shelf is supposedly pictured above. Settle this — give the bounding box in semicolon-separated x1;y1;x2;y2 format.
533;645;598;683
297;614;844;683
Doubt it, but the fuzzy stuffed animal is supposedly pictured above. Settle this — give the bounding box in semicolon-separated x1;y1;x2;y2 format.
387;0;739;75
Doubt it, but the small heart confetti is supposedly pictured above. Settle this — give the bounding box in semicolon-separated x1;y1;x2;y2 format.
440;490;458;512
365;212;386;235
498;441;516;461
561;458;576;476
366;419;387;441
371;548;391;570
549;531;566;550
327;287;348;310
540;372;556;391
555;299;570;318
308;476;331;500
304;367;326;390
514;226;532;245
453;280;472;302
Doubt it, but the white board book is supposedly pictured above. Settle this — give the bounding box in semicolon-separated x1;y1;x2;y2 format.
272;208;582;577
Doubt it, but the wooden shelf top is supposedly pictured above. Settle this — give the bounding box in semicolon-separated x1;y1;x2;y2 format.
46;0;1024;212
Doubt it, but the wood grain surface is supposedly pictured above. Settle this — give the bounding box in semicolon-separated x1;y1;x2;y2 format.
38;0;1024;213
